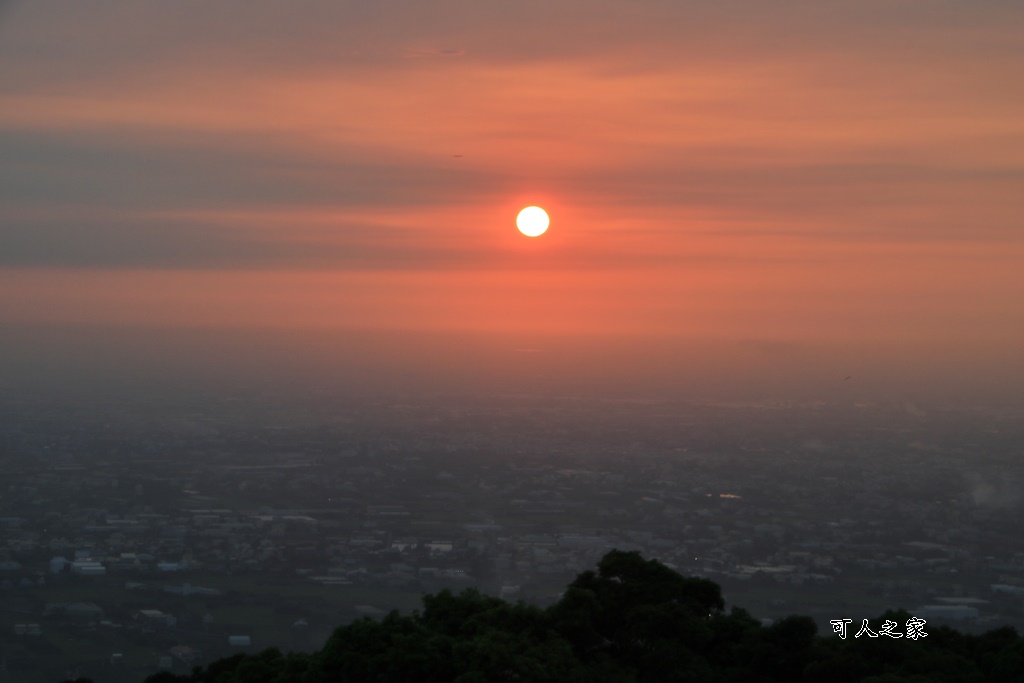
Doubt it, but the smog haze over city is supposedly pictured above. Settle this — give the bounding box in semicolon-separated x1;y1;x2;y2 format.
1;1;1023;681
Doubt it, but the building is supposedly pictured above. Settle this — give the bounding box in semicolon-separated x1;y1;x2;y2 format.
228;635;252;648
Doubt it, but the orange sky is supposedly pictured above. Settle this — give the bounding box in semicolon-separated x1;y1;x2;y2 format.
1;1;1022;399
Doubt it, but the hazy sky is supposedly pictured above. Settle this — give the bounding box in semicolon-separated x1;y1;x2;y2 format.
2;1;1022;400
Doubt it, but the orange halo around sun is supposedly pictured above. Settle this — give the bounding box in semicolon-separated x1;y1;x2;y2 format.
516;206;549;237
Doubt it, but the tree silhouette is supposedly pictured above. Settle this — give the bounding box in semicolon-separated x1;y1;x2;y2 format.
143;550;1024;683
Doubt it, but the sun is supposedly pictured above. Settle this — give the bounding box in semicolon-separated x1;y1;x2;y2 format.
516;206;549;237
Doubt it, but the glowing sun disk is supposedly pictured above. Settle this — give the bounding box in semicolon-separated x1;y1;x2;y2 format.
516;206;549;237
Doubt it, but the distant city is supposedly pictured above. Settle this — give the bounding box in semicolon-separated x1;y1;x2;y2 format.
1;392;1021;682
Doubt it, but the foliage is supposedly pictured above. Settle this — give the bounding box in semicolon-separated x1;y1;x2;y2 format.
142;550;1024;683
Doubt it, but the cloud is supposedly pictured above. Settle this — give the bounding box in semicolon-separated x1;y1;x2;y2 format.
404;47;466;58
